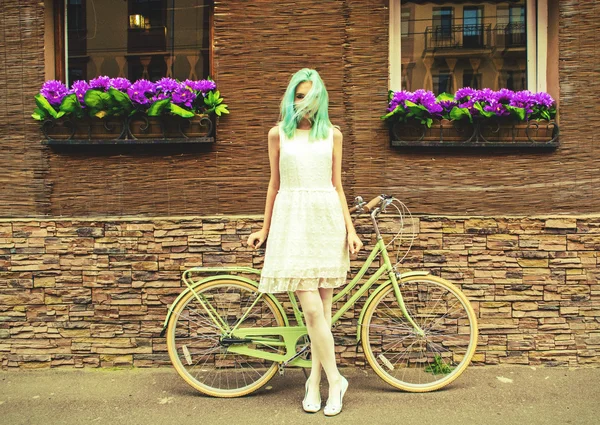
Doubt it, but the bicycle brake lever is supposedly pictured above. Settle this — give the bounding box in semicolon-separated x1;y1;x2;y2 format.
381;196;394;213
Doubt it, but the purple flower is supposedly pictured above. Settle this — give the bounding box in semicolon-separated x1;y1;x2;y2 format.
439;100;457;113
484;100;511;117
510;90;535;115
455;87;476;103
494;88;514;104
156;77;180;94
89;76;111;91
40;80;68;106
388;90;412;111
185;79;216;93
532;91;555;108
70;80;90;105
127;79;156;106
171;85;197;108
411;89;443;116
472;88;495;104
109;77;131;92
151;92;170;103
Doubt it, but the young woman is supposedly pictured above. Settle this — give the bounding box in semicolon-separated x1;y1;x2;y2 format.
247;68;363;416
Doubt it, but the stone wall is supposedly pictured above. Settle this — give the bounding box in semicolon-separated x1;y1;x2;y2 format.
1;214;599;369
3;1;600;217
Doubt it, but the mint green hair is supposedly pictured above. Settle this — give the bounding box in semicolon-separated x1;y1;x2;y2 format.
279;68;332;141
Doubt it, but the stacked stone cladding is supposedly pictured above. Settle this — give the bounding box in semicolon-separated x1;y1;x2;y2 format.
1;214;598;369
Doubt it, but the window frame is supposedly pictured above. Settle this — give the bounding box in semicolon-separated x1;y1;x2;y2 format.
389;0;550;94
50;0;215;84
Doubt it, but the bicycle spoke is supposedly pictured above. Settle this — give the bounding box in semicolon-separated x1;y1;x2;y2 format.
167;280;285;396
362;277;476;391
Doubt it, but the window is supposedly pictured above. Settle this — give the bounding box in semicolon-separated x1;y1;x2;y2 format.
463;6;483;49
462;72;482;90
53;0;213;85
432;8;453;39
389;0;552;95
497;5;526;47
433;72;452;95
401;9;410;37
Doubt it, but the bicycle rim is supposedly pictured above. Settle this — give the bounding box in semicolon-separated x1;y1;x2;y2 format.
166;279;285;397
362;275;478;392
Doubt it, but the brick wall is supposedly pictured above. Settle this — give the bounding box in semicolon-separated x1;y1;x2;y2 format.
1;214;598;369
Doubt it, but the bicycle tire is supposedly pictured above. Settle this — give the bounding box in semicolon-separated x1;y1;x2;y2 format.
361;275;478;392
166;279;286;397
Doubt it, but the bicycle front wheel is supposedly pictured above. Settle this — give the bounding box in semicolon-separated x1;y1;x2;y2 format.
166;279;285;397
361;275;478;392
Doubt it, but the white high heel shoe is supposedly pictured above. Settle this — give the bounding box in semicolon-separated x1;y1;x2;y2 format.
324;376;348;417
302;378;322;413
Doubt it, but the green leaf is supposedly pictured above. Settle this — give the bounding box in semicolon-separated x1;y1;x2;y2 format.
425;117;433;128
204;91;220;107
436;92;454;102
108;88;133;115
94;110;107;119
34;94;59;119
32;107;47;121
449;106;472;123
505;105;525;121
147;98;171;117
169;103;195;118
404;100;428;118
473;102;493;118
84;90;104;109
380;104;404;121
59;94;78;113
214;104;229;116
58;94;84;118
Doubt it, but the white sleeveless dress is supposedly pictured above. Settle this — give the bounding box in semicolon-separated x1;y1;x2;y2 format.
258;125;350;293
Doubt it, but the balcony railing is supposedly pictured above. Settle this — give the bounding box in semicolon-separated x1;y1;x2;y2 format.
494;22;526;48
425;24;492;51
423;22;526;52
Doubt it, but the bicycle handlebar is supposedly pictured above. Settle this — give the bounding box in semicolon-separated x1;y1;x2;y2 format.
349;194;389;214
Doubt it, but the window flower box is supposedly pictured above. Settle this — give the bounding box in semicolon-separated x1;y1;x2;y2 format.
33;77;227;145
384;88;558;148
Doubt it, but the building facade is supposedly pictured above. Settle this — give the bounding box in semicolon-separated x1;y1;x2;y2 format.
1;0;599;369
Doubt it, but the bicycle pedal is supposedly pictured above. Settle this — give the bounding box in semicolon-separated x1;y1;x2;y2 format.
278;363;285;376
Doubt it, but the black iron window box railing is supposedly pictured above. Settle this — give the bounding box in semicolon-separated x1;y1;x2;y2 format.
389;119;559;148
41;114;215;145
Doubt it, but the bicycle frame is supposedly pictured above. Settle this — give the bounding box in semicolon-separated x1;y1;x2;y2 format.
164;241;427;369
226;236;428;367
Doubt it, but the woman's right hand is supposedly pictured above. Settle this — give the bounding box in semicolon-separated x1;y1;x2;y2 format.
247;229;268;250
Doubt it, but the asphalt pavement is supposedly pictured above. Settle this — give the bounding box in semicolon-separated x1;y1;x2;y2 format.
1;365;599;425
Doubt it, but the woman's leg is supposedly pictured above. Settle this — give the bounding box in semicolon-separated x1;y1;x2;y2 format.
307;288;334;385
296;289;342;405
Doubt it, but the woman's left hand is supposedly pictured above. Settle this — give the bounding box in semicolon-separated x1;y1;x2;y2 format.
347;232;363;254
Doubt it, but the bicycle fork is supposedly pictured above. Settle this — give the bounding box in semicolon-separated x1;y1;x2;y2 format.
370;209;426;338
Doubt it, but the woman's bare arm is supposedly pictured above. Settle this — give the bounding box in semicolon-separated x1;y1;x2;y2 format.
261;126;281;233
332;128;362;253
248;126;280;249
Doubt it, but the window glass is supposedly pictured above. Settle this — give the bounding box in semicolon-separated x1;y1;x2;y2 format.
401;0;527;94
66;0;210;84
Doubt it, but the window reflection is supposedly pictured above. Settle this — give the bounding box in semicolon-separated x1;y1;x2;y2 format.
66;0;210;84
400;0;527;94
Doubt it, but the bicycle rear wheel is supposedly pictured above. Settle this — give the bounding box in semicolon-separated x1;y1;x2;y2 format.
166;279;285;397
361;275;478;392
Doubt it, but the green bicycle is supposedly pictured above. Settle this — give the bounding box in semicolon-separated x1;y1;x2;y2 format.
161;194;478;397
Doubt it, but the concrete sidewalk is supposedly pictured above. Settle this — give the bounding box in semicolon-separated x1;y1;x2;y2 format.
1;365;599;425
